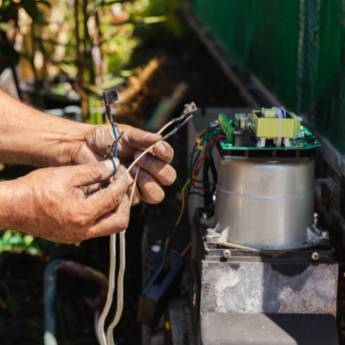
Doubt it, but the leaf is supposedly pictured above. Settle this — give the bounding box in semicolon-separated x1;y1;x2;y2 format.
24;235;34;246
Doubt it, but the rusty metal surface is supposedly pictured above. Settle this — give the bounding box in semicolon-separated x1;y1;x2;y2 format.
191;209;339;344
200;260;338;316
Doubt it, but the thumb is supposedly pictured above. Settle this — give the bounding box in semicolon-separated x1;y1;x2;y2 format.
69;158;120;187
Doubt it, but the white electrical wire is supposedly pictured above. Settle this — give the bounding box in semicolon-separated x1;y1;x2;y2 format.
106;231;126;345
98;109;195;345
102;139;168;345
96;234;117;345
106;169;139;345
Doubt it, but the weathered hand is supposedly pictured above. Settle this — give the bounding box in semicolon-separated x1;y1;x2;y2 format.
73;124;177;204
0;160;132;243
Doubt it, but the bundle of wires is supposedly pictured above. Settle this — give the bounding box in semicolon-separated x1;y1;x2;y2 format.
176;124;226;225
97;91;121;345
97;96;197;345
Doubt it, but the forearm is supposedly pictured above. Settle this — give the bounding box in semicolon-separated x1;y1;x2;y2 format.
0;91;91;166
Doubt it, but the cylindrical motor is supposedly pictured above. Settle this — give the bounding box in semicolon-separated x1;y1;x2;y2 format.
215;158;315;250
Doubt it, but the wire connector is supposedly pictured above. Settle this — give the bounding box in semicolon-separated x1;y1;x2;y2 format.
103;89;118;107
161;102;198;140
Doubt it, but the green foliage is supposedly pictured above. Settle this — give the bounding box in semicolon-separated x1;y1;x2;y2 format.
143;0;185;35
106;26;139;74
0;230;42;255
0;0;50;23
0;0;185;115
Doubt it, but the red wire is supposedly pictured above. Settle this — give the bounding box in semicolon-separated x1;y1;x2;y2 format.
192;153;208;177
190;133;226;192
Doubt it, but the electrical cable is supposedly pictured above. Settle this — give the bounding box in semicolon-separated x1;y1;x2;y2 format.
179;241;192;257
175;179;191;226
96;233;116;345
100;103;196;345
127;105;197;173
106;169;138;345
175;126;225;225
96;97;122;345
97;94;120;345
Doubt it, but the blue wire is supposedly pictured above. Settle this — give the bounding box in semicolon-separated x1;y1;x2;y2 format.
112;123;119;158
109;124;119;173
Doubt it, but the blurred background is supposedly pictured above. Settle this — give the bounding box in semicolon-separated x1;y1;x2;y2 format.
1;1;345;345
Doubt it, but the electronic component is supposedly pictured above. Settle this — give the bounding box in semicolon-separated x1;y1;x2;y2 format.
218;113;234;142
184;107;338;345
215;107;320;158
252;107;301;143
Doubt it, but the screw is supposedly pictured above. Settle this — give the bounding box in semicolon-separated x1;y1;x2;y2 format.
223;249;232;258
311;252;320;261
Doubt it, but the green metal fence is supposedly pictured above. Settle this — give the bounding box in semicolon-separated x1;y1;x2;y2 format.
192;0;345;152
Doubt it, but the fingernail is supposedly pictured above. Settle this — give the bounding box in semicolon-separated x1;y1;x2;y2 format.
168;168;177;184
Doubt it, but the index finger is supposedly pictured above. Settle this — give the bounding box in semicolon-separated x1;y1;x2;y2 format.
120;125;161;149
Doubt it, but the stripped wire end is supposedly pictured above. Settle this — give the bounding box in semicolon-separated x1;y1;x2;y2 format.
160;102;198;140
102;89;120;162
175;102;198;123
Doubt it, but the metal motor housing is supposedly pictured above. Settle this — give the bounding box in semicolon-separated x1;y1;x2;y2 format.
215;158;315;250
188;109;338;345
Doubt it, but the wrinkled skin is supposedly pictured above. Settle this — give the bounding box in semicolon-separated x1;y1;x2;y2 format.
1;160;132;244
72;124;177;204
0;91;177;243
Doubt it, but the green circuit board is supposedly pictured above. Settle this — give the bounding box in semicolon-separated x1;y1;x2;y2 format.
216;108;320;158
220;126;320;151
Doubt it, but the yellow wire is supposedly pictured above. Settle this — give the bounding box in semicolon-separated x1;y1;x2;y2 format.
176;179;191;226
175;130;208;226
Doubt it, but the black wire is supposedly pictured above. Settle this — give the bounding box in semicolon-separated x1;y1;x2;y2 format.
162;114;194;140
202;157;211;208
208;138;218;191
201;135;218;209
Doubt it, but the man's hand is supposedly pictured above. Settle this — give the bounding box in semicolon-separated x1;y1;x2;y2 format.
0;92;176;205
0;160;132;243
72;124;177;204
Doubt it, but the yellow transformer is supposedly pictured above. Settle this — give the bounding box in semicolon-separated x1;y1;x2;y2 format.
252;107;301;140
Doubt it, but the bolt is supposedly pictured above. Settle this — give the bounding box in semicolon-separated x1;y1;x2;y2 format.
311;251;320;261
223;249;232;258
